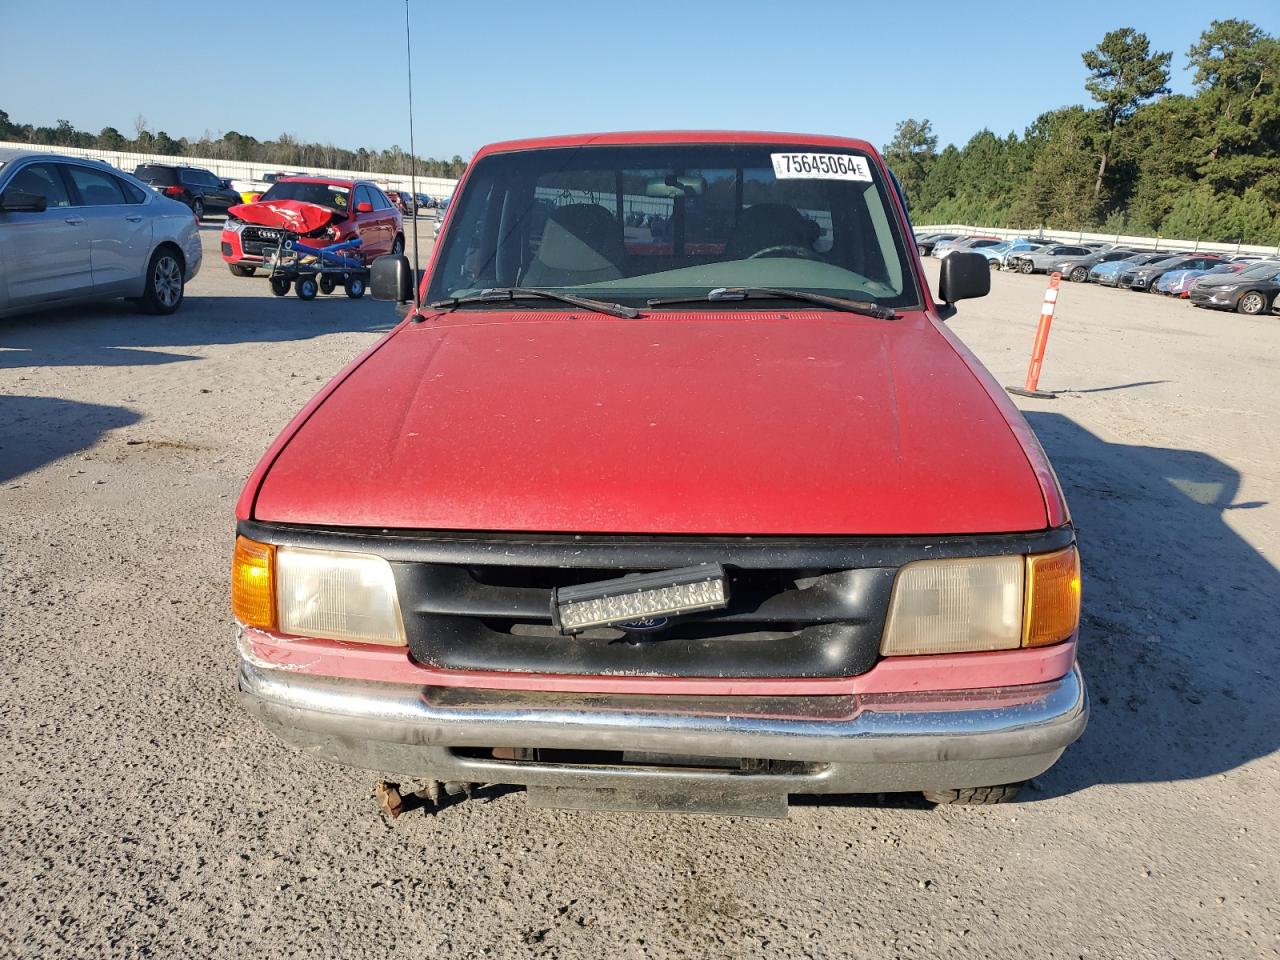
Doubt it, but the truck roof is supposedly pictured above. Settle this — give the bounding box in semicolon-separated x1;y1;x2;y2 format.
477;130;880;159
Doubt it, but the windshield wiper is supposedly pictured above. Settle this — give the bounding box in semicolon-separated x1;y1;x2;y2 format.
646;286;895;320
428;287;639;319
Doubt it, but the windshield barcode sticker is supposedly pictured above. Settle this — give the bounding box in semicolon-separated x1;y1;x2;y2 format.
771;153;873;182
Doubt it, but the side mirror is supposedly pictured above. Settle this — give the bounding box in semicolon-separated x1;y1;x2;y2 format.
356;201;374;214
937;251;990;318
0;190;48;213
371;254;415;303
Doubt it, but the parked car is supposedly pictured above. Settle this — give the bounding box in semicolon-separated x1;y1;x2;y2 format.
1155;263;1246;297
416;193;436;209
1118;254;1223;291
0;149;201;318
1055;248;1142;283
391;190;419;216
1189;260;1280;315
983;239;1047;269
1089;252;1177;286
1007;244;1094;275
384;190;408;215
935;237;1002;259
228;177;270;204
232;131;1086;817
432;194;453;238
916;232;961;256
220;176;404;277
132;163;241;221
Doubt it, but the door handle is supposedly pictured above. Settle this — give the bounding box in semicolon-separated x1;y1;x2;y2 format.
125;214;143;222
64;216;85;225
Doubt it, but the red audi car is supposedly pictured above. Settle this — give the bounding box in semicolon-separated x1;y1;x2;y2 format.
232;131;1086;817
220;176;404;277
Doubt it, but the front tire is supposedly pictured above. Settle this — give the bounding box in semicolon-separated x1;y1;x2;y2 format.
270;277;291;297
192;198;205;222
140;247;185;315
924;782;1023;805
1019;259;1034;275
296;276;319;300
1070;266;1088;283
228;263;256;277
391;235;405;257
1238;291;1269;315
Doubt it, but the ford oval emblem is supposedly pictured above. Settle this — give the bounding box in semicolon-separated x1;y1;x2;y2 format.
618;617;669;632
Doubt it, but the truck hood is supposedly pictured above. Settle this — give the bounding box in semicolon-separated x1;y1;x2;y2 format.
251;310;1049;535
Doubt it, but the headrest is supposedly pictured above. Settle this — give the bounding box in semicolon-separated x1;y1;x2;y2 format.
536;203;624;271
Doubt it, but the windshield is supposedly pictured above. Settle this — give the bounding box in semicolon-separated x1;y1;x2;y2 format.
1237;261;1280;279
426;143;920;310
261;181;351;212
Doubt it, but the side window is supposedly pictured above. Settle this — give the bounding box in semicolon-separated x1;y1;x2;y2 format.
66;165;127;206
5;162;74;209
373;187;393;210
179;169;199;186
117;177;147;204
353;186;372;210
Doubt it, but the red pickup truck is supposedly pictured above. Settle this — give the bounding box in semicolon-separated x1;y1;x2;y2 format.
232;131;1086;817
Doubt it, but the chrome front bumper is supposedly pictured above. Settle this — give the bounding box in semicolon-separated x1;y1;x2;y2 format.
239;660;1087;808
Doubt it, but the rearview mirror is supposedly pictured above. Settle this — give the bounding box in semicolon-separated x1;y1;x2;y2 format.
937;251;990;317
371;254;415;303
645;175;706;199
0;190;48;213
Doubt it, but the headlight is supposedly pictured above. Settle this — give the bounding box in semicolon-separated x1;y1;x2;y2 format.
880;548;1080;656
224;219;243;234
1217;284;1239;292
231;537;407;646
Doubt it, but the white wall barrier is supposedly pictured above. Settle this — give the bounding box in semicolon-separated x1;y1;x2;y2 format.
913;223;1280;259
0;140;460;199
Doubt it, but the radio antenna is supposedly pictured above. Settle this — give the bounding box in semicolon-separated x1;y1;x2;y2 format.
403;0;422;309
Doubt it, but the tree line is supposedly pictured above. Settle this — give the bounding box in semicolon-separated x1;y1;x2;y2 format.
884;18;1279;244
0;111;467;181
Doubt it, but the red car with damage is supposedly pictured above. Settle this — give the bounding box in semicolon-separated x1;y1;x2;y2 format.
220;176;404;277
232;131;1087;817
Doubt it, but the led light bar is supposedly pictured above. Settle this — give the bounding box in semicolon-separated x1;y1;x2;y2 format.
552;564;729;634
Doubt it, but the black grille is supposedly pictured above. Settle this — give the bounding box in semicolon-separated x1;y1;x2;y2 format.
240;226;288;256
240;521;1075;681
392;561;894;678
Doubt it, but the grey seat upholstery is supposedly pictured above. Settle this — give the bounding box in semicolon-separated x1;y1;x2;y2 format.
724;203;820;260
523;203;625;287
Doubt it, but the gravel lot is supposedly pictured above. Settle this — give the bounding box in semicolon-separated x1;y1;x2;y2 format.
2;224;1277;959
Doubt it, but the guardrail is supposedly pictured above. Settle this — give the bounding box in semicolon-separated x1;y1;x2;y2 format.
913;223;1280;259
0;141;460;199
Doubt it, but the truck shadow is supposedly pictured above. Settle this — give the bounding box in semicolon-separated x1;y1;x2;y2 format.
800;411;1276;810
0;395;141;483
1026;411;1278;794
0;295;399;371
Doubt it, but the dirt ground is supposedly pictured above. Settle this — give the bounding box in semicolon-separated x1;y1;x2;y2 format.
1;224;1277;959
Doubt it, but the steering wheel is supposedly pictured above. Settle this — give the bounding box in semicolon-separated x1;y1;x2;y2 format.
747;244;820;261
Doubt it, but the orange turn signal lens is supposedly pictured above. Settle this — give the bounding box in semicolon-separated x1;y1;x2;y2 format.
231;536;276;630
1023;546;1081;647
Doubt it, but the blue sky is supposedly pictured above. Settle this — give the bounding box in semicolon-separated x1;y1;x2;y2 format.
1;0;1275;161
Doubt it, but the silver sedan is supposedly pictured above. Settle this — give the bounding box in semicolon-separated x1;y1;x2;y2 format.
0;150;201;319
